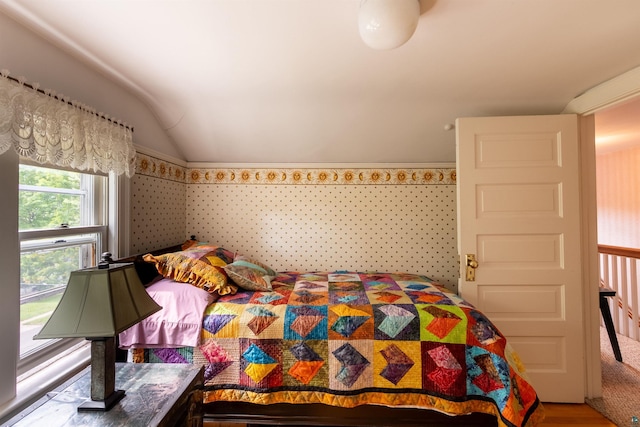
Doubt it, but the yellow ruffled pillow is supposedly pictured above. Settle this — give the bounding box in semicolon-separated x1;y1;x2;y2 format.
143;246;238;295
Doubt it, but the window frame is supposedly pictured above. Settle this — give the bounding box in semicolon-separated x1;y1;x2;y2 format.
16;164;110;376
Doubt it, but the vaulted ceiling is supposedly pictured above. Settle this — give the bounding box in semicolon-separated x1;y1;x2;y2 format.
2;0;640;163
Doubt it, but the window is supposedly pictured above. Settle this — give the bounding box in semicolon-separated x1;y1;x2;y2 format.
18;164;108;374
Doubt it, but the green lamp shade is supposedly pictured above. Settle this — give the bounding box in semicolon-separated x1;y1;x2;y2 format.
35;263;162;339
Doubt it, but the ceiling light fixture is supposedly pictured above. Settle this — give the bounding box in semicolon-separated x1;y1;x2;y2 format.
358;0;420;50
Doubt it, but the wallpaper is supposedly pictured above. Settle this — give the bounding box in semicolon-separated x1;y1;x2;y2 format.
130;160;187;254
131;153;459;290
596;146;640;248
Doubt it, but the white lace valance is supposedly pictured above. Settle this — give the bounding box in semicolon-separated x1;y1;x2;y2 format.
0;70;135;177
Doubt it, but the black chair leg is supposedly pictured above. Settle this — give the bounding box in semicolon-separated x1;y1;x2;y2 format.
600;295;623;362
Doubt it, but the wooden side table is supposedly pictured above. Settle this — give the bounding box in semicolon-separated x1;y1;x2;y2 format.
6;363;204;427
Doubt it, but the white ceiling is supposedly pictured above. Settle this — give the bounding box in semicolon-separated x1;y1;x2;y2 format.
2;0;640;163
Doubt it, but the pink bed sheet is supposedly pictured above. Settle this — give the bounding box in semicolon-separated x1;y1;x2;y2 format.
119;277;215;349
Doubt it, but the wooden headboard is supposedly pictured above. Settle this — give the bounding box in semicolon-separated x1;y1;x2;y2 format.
116;237;196;286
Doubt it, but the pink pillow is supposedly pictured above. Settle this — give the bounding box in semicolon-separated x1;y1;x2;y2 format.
119;277;215;349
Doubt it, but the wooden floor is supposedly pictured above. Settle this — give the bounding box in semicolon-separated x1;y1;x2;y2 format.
540;403;616;426
204;403;615;427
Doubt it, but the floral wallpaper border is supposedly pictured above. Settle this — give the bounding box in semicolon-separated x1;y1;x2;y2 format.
136;154;187;183
135;153;456;185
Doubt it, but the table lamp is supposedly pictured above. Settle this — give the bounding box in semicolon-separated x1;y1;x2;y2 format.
34;259;162;411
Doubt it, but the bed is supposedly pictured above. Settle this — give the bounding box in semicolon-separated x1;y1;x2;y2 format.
117;240;544;427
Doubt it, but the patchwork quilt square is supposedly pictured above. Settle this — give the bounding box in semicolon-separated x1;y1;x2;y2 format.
366;289;413;305
293;279;329;293
282;339;329;387
466;346;511;409
328;339;374;390
361;274;402;291
217;290;254;305
328;304;374;340
417;304;468;343
329;290;369;305
404;289;453;305
248;289;291;305
421;342;467;397
238;304;286;339
466;308;505;352
289;289;329;306
284;305;328;340
201;302;245;338
373;340;422;388
298;272;329;282
200;337;239;385
239;338;283;387
329;280;364;292
328;272;361;282
148;347;193;364
373;304;420;341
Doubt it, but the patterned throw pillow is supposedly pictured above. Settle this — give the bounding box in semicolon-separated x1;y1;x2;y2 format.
189;244;235;266
143;244;237;295
224;258;276;292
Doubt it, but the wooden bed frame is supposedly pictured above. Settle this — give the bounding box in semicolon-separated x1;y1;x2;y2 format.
202;401;497;426
117;244;499;427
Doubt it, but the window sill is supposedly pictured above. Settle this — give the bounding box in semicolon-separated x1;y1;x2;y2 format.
0;342;90;424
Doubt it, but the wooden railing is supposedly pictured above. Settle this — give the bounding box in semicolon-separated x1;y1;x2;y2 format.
599;244;640;341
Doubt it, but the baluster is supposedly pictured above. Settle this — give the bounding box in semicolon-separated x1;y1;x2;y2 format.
632;259;640;341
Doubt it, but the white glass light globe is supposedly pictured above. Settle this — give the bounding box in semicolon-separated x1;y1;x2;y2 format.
358;0;420;50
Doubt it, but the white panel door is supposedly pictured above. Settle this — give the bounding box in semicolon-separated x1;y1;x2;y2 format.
456;114;584;402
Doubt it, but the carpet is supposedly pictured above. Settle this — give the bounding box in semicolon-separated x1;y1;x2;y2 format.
586;327;640;426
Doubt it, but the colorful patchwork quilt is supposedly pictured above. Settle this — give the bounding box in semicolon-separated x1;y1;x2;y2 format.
133;272;544;427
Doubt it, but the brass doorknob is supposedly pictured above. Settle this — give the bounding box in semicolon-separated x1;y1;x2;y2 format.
465;254;478;281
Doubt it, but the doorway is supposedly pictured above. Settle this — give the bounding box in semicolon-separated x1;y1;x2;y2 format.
562;65;640;399
589;95;640;427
